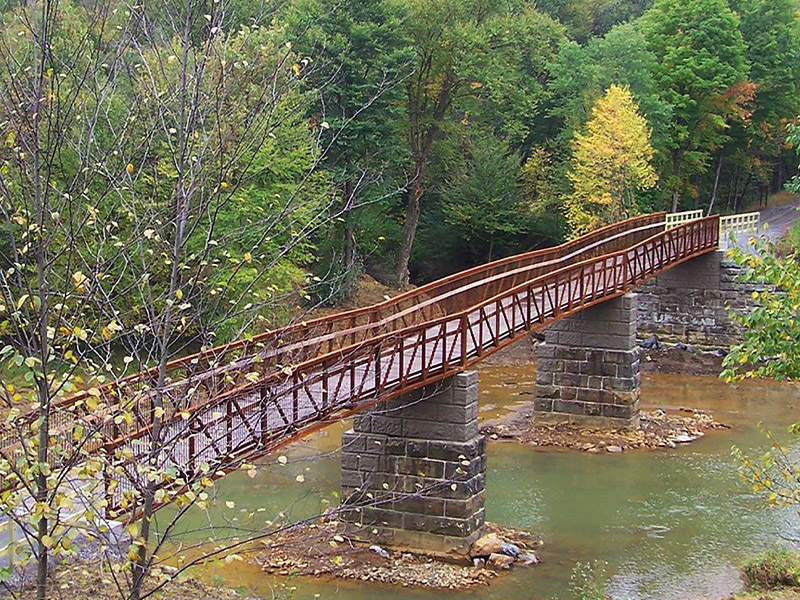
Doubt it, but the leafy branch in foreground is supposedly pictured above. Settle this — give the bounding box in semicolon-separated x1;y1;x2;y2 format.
722;235;800;545
721;236;800;383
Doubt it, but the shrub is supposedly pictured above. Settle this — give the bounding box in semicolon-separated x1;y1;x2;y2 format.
742;548;800;590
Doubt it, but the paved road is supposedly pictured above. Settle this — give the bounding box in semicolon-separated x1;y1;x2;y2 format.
757;199;800;241
730;199;800;251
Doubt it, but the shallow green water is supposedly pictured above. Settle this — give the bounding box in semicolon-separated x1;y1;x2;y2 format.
163;368;800;600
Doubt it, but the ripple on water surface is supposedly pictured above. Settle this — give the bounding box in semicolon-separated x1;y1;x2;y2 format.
172;369;800;600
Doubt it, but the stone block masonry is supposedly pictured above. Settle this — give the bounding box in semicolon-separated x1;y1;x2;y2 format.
534;293;640;428
636;251;763;349
340;371;486;556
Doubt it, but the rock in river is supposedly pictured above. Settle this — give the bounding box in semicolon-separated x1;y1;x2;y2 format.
500;541;520;558
470;533;503;558
487;553;515;570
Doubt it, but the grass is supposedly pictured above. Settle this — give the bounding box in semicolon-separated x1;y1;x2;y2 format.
741;548;800;592
731;591;800;600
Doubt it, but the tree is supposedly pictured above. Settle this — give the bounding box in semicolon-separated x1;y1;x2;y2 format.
0;1;346;598
394;0;564;287
0;3;136;597
590;0;653;36
548;22;672;170
566;84;657;236
722;238;800;533
535;0;593;42
285;0;412;300
441;134;527;262
788;121;800;196
729;0;800;202
641;0;749;211
721;241;800;383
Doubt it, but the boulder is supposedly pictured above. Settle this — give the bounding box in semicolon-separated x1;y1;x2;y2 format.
641;335;661;350
518;552;540;566
469;533;503;558
487;553;515;570
500;541;520;558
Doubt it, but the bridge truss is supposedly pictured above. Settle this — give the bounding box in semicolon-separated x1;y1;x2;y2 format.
0;213;729;518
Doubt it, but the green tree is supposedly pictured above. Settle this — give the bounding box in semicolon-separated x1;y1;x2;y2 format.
641;0;749;211
394;0;563;287
285;0;412;300
722;238;800;539
590;0;653;35
535;0;593;42
441;134;527;262
788;121;800;196
566;84;657;236
549;22;671;162
721;239;800;382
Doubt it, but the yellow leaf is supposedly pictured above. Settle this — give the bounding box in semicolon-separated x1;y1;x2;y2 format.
244;252;252;264
126;163;135;175
72;271;88;294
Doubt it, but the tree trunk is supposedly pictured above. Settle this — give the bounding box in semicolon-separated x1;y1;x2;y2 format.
35;379;50;600
671;150;682;212
396;179;423;289
341;177;358;300
708;150;724;216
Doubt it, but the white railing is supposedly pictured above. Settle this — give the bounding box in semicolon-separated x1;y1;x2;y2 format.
719;212;760;246
666;210;703;229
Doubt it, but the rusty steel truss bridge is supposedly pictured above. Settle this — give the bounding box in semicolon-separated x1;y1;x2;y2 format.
0;210;759;519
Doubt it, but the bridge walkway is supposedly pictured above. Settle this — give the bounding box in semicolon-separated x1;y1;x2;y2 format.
0;212;741;519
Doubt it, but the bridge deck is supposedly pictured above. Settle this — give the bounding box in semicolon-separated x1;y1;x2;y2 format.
0;214;721;517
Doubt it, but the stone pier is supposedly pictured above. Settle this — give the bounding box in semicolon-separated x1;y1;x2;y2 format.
340;371;486;555
534;293;641;428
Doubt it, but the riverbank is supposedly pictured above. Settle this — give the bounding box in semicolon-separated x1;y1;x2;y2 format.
481;331;727;377
254;519;541;590
9;560;246;600
727;588;800;600
729;591;800;600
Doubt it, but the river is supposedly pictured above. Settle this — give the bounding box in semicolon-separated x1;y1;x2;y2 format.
167;366;800;600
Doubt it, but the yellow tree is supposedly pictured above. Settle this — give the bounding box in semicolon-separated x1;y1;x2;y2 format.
566;84;658;237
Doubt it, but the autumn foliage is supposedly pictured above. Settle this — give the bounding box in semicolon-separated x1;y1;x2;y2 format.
566;84;657;237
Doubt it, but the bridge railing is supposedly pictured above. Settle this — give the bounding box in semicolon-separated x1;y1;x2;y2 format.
719;212;760;246
0;213;669;458
665;210;703;229
101;216;719;516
